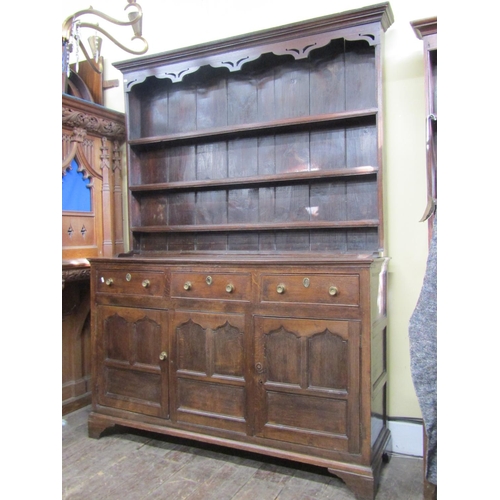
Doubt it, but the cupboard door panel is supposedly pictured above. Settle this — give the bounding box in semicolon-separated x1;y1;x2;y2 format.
105;314;129;361
213;323;245;377
176;320;208;374
96;306;169;418
177;379;247;433
254;316;361;452
106;367;162;404
265;327;301;385
171;311;248;434
173;311;246;378
264;391;349;451
309;330;349;390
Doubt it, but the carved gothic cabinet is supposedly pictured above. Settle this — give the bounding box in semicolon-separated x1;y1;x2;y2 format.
62;94;125;414
88;4;394;499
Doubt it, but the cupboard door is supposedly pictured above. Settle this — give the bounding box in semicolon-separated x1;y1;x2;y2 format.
95;305;169;418
171;310;248;435
254;316;361;453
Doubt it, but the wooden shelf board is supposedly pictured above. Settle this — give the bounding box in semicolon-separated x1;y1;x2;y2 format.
129;109;378;147
130;166;379;193
131;220;379;233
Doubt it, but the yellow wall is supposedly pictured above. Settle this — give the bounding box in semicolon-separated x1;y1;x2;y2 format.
63;0;438;420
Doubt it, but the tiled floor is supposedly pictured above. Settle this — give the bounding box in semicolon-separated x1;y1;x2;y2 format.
63;406;424;499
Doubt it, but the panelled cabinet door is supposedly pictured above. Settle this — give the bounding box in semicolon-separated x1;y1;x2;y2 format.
254;316;361;453
95;305;169;418
170;310;249;435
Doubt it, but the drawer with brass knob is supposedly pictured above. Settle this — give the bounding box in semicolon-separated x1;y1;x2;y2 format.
96;268;164;296
171;271;251;301
260;273;360;306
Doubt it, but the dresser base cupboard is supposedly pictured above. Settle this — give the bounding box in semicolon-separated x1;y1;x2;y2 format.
89;254;390;499
88;4;394;499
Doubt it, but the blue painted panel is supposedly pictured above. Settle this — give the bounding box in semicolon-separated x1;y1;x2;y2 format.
62;159;91;212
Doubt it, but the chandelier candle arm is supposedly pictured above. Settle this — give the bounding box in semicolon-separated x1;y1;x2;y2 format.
62;0;148;83
62;1;144;43
77;22;149;56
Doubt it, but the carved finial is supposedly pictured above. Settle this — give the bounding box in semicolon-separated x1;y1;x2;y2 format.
71;127;87;143
112;140;122;173
100;136;110;171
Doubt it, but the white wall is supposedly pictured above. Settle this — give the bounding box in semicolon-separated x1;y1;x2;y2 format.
61;0;438;421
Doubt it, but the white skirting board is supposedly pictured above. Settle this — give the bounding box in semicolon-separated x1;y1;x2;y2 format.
387;419;424;457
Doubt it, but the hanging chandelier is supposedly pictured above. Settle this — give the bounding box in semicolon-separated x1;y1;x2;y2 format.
62;0;148;82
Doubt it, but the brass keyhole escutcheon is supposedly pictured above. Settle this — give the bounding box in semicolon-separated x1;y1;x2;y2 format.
276;283;286;294
226;284;234;293
303;278;310;288
184;281;192;291
159;351;168;361
105;278;113;286
206;276;213;285
329;286;338;296
142;279;150;288
126;273;132;281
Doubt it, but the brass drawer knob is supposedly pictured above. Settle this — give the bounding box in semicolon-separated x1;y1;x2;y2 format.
105;278;113;286
183;281;192;291
159;351;168;361
276;283;286;294
142;279;150;288
329;286;338;296
226;284;234;293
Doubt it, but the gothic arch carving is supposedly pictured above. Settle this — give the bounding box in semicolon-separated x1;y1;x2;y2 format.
62;94;126;261
63;140;100;184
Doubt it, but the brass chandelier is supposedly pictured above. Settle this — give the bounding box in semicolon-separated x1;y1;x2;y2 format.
62;0;148;80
